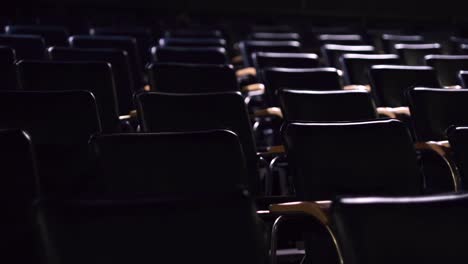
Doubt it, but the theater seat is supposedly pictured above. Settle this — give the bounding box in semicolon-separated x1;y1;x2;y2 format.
0;91;101;198
395;43;442;66
151;46;228;64
0;34;46;60
36;190;265;264
88;130;248;197
381;34;424;53
17;61;121;132
158;37;227;47
425;55;468;86
252;52;319;69
238;40;301;67
340;54;400;85
5;25;69;46
147;63;238;93
318;34;364;45
321;44;375;69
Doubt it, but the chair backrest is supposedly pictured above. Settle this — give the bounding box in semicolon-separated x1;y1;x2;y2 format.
260;67;342;106
0;129;41;263
158;37;227;47
0;46;19;90
340;53;400;85
395;43;442;66
279;89;377;122
136;92;259;193
48;47;135;115
369;65;440;107
321;44;375;69
249;32;301;41
151;46;228;64
147;63;238;93
89;26;153;64
252;52;319;70
381;34;424;53
69;35;142;86
447;127;468;188
282;119;421;200
0;91;101;198
5;25;69;46
0;34;46;60
36;190;265;264
17;60;120;132
318;34;364;45
88;130;248;197
407;87;468;141
425;55;468;86
238;40;301;67
460;70;468;87
332;193;468;264
164;29;224;38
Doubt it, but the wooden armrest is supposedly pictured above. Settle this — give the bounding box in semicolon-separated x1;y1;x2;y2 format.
258;145;286;156
254;107;283;118
119;110;138;121
242;83;265;93
144;85;151;91
269;201;331;225
415;141;450;157
232;55;243;64
343;84;371;92
119;115;131;120
376;107;411;118
236;67;257;78
444;85;462;89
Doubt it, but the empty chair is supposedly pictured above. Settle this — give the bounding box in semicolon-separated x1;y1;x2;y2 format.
249;32;301;41
340;54;400;85
0;35;46;60
147;63;238;93
321;44;375;69
17;61;120;132
426;55;468;86
5;25;69;46
88;130;248;197
332;194;468;264
0;129;40;264
89;26;153;64
36;190;265;264
0;91;101;198
395;43;442;66
407;87;468;141
69;35;143;87
164;29;224;38
318;34;364;45
0;46;19;90
279;89;377;122
260;67;342;106
381;34;424;53
136;92;260;194
283;119;421;201
460;70;468;87
48;47;135;115
369;65;440;107
238;40;301;67
158;37;227;47
151;46;228;64
252;52;319;69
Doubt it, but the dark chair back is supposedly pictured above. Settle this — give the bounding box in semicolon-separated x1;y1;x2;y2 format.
5;25;69;46
252;52;319;70
0;34;46;60
238;40;301;67
151;46;228;64
341;54;400;85
321;44;375;69
425;55;468;86
395;43;442;66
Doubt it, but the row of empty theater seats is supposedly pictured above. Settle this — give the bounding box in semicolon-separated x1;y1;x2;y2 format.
6;14;468;264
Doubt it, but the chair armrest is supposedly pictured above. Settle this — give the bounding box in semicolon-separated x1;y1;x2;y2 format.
269;201;331;226
119;110;137;121
144;85;151;91
258;145;286;156
242;83;265;93
232;55;243;65
376;107;411;118
236;67;257;78
444;85;462;89
343;84;371;92
254;107;283;118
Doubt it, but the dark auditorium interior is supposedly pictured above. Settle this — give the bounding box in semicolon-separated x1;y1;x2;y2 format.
6;0;468;263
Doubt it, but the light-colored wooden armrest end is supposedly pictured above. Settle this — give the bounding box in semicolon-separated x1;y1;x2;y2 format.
144;85;151;91
119;110;138;121
269;201;331;225
236;67;257;78
444;85;462;89
258;145;286;156
242;83;265;93
415;141;451;157
119;115;131;121
343;84;371;92
254;107;283;118
377;107;411;118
